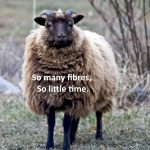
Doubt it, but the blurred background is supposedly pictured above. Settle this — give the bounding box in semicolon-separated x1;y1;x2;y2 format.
0;0;150;150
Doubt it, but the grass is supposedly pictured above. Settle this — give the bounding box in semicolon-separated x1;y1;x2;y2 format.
0;94;149;150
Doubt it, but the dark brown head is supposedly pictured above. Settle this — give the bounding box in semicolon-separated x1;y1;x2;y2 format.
34;9;84;48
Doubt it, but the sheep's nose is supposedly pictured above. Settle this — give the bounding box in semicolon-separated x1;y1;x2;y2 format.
57;33;66;39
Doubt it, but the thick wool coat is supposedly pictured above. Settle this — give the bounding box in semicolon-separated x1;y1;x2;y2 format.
22;26;118;118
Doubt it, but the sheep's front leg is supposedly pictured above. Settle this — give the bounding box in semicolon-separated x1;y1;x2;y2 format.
46;108;55;149
63;113;72;150
70;117;80;144
95;111;103;140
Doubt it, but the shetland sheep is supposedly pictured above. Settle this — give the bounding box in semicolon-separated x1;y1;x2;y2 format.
22;9;119;150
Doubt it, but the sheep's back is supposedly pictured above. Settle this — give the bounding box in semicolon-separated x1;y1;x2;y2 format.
83;30;119;112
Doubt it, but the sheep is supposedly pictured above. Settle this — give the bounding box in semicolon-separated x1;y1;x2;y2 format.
22;9;119;150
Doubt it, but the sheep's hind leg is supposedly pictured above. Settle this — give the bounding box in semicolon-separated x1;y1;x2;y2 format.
70;117;80;144
46;108;55;149
63;113;72;150
95;111;103;140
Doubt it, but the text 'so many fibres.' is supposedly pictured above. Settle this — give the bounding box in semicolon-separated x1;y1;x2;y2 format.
31;74;91;82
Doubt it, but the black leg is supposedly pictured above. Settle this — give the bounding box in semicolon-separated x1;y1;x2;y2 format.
95;111;103;140
70;117;80;145
46;108;55;149
63;113;72;150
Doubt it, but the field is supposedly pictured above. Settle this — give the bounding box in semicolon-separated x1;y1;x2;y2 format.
0;95;149;150
0;0;150;150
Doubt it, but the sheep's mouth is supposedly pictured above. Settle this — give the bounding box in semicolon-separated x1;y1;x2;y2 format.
56;40;67;45
54;40;72;48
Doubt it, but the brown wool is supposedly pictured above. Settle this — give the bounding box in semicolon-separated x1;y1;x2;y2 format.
23;24;119;118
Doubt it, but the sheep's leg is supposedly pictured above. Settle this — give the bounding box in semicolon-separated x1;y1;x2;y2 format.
46;108;55;149
63;113;72;150
70;117;80;144
95;111;103;140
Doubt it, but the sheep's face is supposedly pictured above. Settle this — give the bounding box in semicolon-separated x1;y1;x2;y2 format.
45;16;75;48
34;9;84;48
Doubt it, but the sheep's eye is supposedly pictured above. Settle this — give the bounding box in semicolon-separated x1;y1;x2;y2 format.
48;22;53;28
68;21;73;27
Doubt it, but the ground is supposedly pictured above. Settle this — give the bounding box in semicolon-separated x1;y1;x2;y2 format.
0;94;149;150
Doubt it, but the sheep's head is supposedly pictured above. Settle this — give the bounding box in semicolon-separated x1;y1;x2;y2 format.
34;9;84;48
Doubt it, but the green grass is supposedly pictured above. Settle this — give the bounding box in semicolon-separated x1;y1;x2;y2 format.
0;95;149;150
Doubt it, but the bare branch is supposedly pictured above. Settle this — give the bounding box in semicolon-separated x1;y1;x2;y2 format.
143;0;150;71
89;0;150;76
89;0;120;40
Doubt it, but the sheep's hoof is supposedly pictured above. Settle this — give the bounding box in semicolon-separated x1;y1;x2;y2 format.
45;143;54;150
63;146;70;150
95;134;103;140
45;147;54;150
70;136;75;145
63;143;70;150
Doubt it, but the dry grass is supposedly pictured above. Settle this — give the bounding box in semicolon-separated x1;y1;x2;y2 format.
0;94;149;150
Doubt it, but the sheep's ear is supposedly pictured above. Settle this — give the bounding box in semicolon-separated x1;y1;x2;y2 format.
34;17;46;26
73;14;84;24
